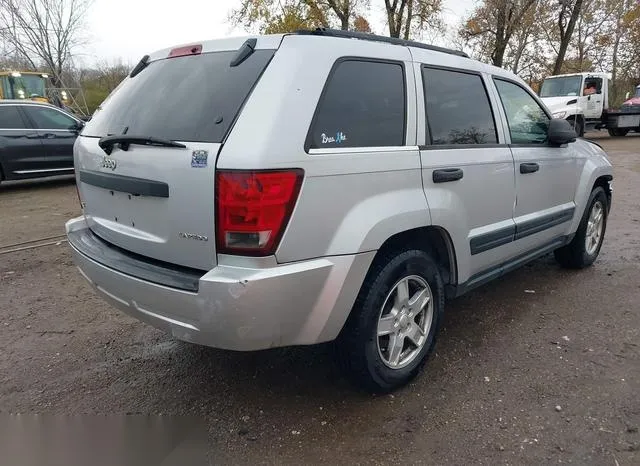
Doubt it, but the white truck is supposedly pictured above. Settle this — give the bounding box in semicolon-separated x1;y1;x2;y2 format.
540;72;640;137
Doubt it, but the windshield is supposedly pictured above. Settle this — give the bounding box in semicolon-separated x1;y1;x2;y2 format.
83;50;275;143
540;76;582;98
9;74;46;99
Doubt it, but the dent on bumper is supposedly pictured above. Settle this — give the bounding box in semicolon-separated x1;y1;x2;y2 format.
66;216;373;351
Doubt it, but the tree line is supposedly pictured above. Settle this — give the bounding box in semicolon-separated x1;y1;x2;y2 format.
459;0;640;103
1;0;639;113
231;0;640;104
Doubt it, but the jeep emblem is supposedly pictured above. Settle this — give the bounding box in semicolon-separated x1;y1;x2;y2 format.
101;157;117;171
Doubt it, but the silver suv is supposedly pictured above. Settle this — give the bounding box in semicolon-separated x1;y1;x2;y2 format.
66;29;613;392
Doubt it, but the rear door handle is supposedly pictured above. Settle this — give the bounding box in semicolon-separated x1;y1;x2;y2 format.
520;162;540;174
25;133;41;139
433;168;464;183
42;133;56;139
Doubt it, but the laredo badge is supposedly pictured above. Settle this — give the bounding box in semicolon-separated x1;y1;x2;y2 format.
191;150;208;168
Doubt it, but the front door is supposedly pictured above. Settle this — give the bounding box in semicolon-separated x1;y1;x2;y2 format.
583;76;604;119
418;66;516;281
493;78;578;250
21;105;77;173
0;105;43;179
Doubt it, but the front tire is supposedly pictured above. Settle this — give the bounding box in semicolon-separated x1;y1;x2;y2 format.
337;249;444;393
568;116;584;137
554;187;608;269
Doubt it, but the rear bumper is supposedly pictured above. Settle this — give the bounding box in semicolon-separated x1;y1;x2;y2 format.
65;216;373;351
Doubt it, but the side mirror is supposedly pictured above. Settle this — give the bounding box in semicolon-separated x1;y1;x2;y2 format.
548;118;577;146
70;120;85;133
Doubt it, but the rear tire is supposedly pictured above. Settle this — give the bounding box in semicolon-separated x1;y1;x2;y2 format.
608;128;629;137
554;187;608;269
336;248;444;393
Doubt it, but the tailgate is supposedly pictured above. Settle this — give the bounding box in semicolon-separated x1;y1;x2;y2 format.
75;38;279;271
76;136;219;270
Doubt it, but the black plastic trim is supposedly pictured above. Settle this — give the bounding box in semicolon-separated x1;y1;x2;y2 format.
455;236;571;297
520;162;540;174
432;168;463;183
79;170;169;198
515;207;575;240
296;28;469;58
419;143;506;150
469;224;516;256
68;227;204;292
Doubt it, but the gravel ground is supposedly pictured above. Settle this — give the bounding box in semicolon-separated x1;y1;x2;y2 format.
1;134;639;465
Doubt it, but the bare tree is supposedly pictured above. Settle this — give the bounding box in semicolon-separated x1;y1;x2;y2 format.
0;0;92;84
460;0;537;68
385;0;442;39
552;0;584;74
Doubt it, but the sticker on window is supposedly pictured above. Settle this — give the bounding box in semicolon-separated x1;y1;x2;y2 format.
321;132;347;144
191;150;208;168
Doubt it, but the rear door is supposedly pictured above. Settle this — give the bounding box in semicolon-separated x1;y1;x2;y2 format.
418;66;516;278
0;104;43;179
492;78;578;249
21;105;78;172
76;40;277;271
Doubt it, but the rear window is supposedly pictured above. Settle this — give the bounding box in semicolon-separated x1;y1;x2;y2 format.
83;50;275;143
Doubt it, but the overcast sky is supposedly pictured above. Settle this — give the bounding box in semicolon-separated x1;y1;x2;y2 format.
81;0;478;65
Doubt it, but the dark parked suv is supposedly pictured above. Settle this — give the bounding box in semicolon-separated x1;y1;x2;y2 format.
0;100;83;184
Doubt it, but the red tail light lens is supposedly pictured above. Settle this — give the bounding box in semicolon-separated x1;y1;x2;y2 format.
216;170;303;256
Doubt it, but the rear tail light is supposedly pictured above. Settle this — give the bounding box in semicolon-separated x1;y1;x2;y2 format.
216;170;303;256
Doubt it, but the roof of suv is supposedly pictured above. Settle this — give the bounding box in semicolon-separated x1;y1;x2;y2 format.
295;28;469;58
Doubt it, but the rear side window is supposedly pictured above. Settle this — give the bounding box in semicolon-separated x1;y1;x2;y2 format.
83;50;275;143
308;59;406;149
423;67;497;145
0;106;27;129
23;106;76;130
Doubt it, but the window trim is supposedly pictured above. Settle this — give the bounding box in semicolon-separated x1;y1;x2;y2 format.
0;104;32;130
304;56;408;153
492;76;552;147
21;103;80;131
421;64;500;147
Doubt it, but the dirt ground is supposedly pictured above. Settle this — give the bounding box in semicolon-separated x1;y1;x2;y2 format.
1;133;639;465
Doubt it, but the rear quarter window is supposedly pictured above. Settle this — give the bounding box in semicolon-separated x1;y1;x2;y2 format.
307;59;406;150
83;49;275;143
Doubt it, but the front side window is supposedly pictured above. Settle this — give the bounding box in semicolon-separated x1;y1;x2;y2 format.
308;59;406;149
23;106;76;130
0;106;27;129
422;67;498;145
494;79;550;145
583;77;602;96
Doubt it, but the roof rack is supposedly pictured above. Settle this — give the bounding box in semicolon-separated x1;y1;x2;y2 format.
296;28;469;59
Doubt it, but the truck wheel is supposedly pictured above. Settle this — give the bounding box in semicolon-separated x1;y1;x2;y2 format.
568;116;584;137
608;128;628;137
554;187;608;269
337;248;444;393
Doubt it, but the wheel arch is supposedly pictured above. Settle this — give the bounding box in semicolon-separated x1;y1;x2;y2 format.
369;225;458;293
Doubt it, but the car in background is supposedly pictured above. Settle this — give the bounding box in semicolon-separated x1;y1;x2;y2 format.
0;100;83;184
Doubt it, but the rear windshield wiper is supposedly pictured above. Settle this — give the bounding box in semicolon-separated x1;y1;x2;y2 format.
98;135;187;155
